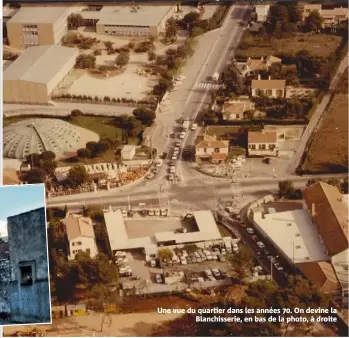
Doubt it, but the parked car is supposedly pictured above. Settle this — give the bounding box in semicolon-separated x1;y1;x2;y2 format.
171;154;178;160
186;257;192;264
204;270;213;278
148;209;154;216
150;259;156;268
168;174;175;181
175;141;181;147
226;206;234;213
160;209;167;216
220;270;228;279
169;161;176;167
156;274;163;283
218;254;226;262
246;227;255;234
179;132;186;139
267;256;276;263
191;257;197;264
251;235;259;242
181;258;187;265
159;152;167;159
155;159;163;167
256;241;266;249
145;172;155;180
274;263;284;271
194;251;200;259
208;276;216;281
170;166;176;173
221;248;227;255
191;123;198;130
263;248;271;256
212;269;220;278
155;209;160;216
152;167;160;174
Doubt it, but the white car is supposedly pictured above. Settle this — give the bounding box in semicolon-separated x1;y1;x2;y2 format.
225;206;234;213
150;259;156;268
145;172;155;180
233;244;239;252
156;274;163;283
274;263;284;271
171;155;177;160
155;159;163;167
181;258;187;265
256;241;266;249
246;228;255;234
148;209;155;216
221;248;227;255
170;166;176;173
160;209;167;216
211;269;220;278
179;132;186;139
204;270;213;278
191;123;198;130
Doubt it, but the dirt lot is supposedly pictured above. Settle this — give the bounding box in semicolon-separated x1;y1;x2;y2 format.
303;93;348;173
236;32;342;58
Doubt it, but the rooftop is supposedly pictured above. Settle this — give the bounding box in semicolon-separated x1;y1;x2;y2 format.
64;214;95;241
79;5;173;27
7;6;71;24
3;45;78;85
104;210;221;252
222;98;254;115
321;7;349;17
253;209;329;263
303;182;349;256
195;134;229;148
251;79;286;89
248;131;277;143
332;248;349;292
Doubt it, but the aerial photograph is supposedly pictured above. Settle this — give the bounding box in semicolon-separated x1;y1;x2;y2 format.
0;184;51;326
1;0;348;336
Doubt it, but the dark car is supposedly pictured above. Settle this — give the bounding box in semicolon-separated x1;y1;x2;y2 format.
251;235;259;242
220;270;228;279
160;152;167;159
263;248;271;256
170;133;176;138
263;158;271;164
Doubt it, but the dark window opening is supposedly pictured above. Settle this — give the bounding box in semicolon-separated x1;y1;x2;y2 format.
20;265;33;285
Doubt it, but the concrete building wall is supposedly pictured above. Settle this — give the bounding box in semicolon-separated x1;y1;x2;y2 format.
38;23;55;46
7;207;50;323
6;22;22;49
4;80;49;104
68;236;98;261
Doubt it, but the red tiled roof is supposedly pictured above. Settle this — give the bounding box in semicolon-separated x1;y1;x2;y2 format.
211;152;227;160
195;134;229;149
248;131;277;143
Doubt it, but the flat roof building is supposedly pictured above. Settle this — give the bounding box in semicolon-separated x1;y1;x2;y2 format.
3;45;78;105
104;210;221;257
80;5;175;37
7;6;73;49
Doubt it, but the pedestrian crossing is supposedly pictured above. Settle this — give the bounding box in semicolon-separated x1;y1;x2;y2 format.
194;82;222;90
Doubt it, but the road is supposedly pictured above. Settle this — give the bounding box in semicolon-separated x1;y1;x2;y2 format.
288;52;349;174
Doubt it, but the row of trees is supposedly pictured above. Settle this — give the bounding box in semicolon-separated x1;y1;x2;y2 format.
24;151;57;184
76;139;114;160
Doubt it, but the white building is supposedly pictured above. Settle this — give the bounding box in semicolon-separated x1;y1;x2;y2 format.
255;4;270;22
251;76;286;98
248;130;277;157
121;145;136;160
64;214;98;260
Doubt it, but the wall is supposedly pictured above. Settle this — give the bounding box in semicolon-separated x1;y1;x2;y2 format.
6;22;22;49
7;207;51;323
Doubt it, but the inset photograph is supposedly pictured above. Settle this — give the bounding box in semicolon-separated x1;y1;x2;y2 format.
0;184;51;326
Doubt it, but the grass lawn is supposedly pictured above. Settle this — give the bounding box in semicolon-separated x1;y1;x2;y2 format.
303;93;348;173
236;32;342;59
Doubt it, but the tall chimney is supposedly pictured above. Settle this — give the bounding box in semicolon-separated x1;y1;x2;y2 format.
311;203;316;217
268;75;271;80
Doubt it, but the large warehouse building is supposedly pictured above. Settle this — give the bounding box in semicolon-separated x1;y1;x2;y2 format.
6;6;74;49
3;45;78;105
80;5;175;37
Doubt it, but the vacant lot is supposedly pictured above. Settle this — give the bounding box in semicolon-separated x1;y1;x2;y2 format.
303;93;348;173
236;32;342;59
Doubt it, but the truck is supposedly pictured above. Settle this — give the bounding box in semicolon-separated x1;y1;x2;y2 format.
182;119;190;131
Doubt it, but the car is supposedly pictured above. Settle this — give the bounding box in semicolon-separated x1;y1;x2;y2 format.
196;257;202;263
274;263;284;271
145;172;155;180
170;133;176;138
155;209;160;216
221;248;227;255
191;123;198;130
206;254;213;260
150;259;156;268
175;141;181;147
127;210;134;217
208;276;216;281
178;271;185;278
170;166;176;173
263;157;272;164
181;258;187;265
212;269;220;278
122;210;128;218
226;206;234;213
218;254;226;262
171;155;178;160
220;270;228;279
169;161;176;167
179;132;186;139
152;167;160;174
251;235;259;242
159;152;167;159
213;248;220;255
191;256;197;263
246;227;255;234
233;244;239;252
156;274;163;283
256;241;266;249
160;209;167;216
194;251;200;259
148;209;154;216
204;270;213;278
212;254;218;260
255;265;263;272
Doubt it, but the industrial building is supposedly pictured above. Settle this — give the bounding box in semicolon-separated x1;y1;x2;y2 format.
104;210;222;259
7;207;51;324
6;6;73;49
3;45;78;105
80;5;175;37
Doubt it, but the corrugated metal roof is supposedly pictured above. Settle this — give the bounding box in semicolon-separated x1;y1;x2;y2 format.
3;45;78;84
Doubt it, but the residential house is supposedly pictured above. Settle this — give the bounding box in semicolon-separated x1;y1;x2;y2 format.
64;213;98;260
255;4;270;22
222;96;256;120
251;75;286;98
302;4;348;27
195;134;229;164
248;130;277;156
242;55;281;76
121;145;136;160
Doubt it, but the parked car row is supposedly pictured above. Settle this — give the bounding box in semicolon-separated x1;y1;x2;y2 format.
204;269;228;281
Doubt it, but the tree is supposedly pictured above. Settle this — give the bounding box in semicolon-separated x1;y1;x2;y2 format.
278;180;295;197
158;248;173;262
86;141;98;153
229;246;254;282
104;41;114;51
40;151;56;163
341;178;348;194
25;168;47;184
75;54;96;69
221;64;246;95
165;19;178;38
147;51;156;62
71;109;83;117
26;153;41;167
67;13;84;29
95;140;110;154
133;108;156;126
115;51;130;68
287;4;303;24
77;148;91;159
304;11;323;32
67;165;89;186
